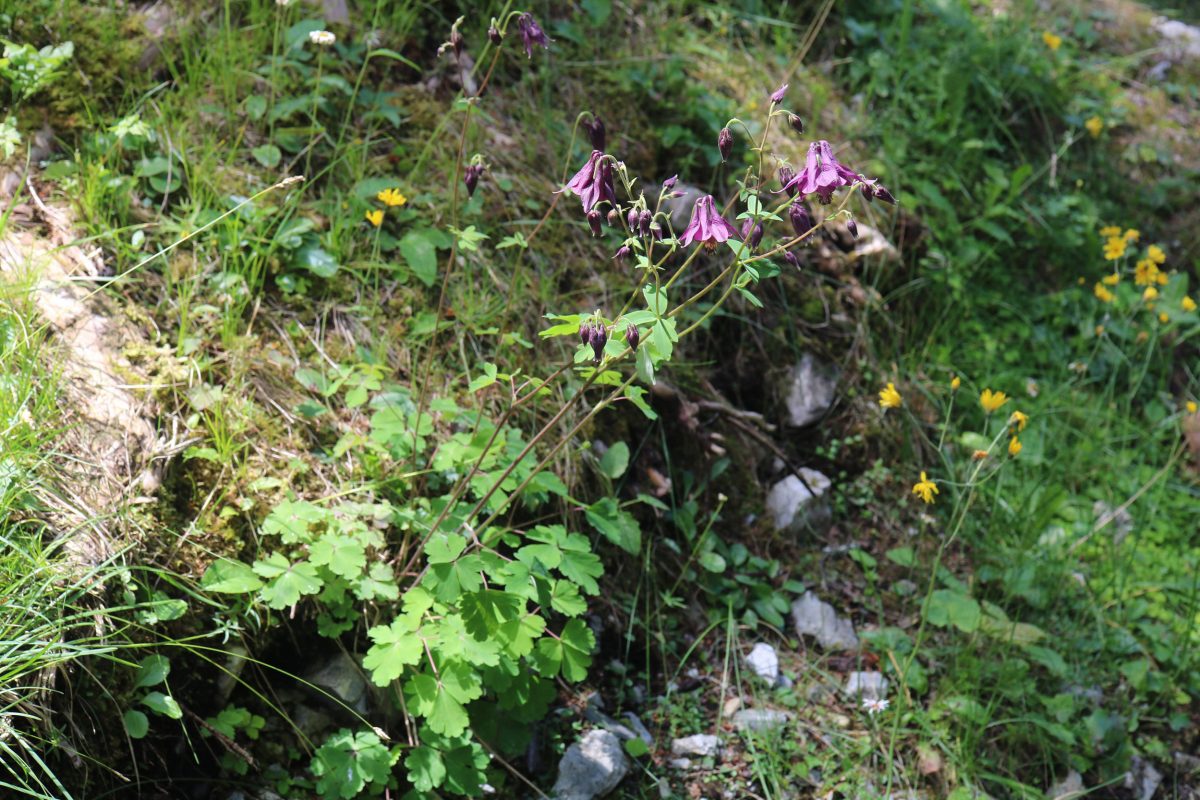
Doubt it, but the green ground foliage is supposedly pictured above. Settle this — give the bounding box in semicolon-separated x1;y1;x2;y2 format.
0;0;1198;798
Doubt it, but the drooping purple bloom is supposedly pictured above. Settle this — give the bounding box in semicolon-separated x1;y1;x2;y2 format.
650;222;663;241
847;218;858;239
561;150;616;212
626;207;639;231
638;209;652;237
789;202;812;237
586;116;606;151
740;218;764;250
769;83;788;104
782;140;885;205
783;251;801;269
778;166;796;198
488;24;503;45
625;326;640;350
589;324;608;361
679;195;740;249
788;113;804;135
613;245;631;260
607;208;621;226
516;13;551;58
663;175;678;191
717;127;733;162
464;164;485;197
587;210;602;237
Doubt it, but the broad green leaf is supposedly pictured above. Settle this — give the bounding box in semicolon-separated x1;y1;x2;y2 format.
597;442;630;479
295;243;339;278
584;497;641;554
926;589;981;633
550;580;587;616
405;746;446;792
254;554;324;609
251;143;281;168
201;559;264;593
363;618;423;686
399;228;440;287
697;551;726;573
141;691;182;719
309;532;366;580
262;500;327;544
134;655;170;688
123;709;149;739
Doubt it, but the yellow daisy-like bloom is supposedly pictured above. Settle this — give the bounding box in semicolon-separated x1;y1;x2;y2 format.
1147;244;1166;264
879;382;902;410
980;388;1009;414
951;375;961;391
1103;237;1126;261
912;471;939;504
971;449;989;461
1042;31;1062;50
1101;273;1120;286
1099;225;1121;238
1095;325;1105;336
1008;437;1022;457
377;188;407;207
1123;229;1140;242
1143;286;1159;301
1094;283;1115;303
1187;401;1198;414
1156;271;1168;286
1085;116;1103;138
1134;260;1160;286
365;209;383;227
1009;410;1029;432
1184;296;1197;312
1159;312;1169;324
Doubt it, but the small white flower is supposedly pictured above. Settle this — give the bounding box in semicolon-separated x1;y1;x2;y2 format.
309;30;336;46
862;697;889;715
275;0;292;6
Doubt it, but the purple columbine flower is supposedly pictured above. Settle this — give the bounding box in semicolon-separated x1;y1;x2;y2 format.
488;24;503;45
788;113;804;135
589;324;608;361
789;202;812;237
561;150;616;212
783;251;801;269
464;164;485;197
587;210;602;237
770;83;788;104
782;140;885;205
740;218;764;250
625;326;641;350
847;218;858;239
679;195;740;249
778;166;796;197
638;209;652;237
586;115;606;151
663;175;678;190
717;127;734;162
613;245;632;260
516;13;551;58
626;207;639;231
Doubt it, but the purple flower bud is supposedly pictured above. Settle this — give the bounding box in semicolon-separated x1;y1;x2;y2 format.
587;210;602;237
626;326;640;350
590;325;608;360
586;116;606;151
627;208;639;231
778;167;797;197
873;184;896;204
638;209;652;237
783;251;801;269
614;245;631;260
789;202;812;237
847;218;858;239
580;323;593;346
740;218;764;250
663;175;678;190
488;24;502;45
464;164;485;197
649;222;663;241
770;83;788;104
788;113;804;135
607;208;621;227
718;127;733;163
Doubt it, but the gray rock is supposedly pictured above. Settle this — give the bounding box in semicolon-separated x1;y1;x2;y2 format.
791;591;859;650
670;734;721;758
745;643;779;684
776;673;794;690
766;470;833;536
732;709;791;733
784;353;839;427
623;713;653;746
552;730;629;800
844;671;888;701
667;757;692;770
1047;770;1085;800
305;652;368;713
1124;756;1162;800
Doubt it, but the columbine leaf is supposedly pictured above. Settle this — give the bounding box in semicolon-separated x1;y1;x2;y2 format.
362;618;423;686
309;532;367;580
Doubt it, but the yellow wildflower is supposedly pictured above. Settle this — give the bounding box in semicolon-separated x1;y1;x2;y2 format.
879;382;902;410
365;209;384;227
1134;260;1160;286
1184;296;1197;312
1095;325;1105;336
1103;237;1126;260
1077;276;1086;285
980;388;1009;414
1156;271;1168;286
1099;225;1121;238
1094;283;1114;303
1085;116;1103;138
912;471;939;504
1008;437;1022;457
1042;31;1063;50
1143;287;1159;301
1187;401;1198;414
1159;312;1169;324
1009;410;1029;432
951;375;961;391
377;188;408;207
1102;273;1120;286
1136;331;1149;343
1147;244;1166;264
1123;229;1140;242
971;450;989;461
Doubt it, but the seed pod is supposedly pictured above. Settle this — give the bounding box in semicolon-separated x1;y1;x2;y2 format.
587;210;602;237
787;113;804;135
590;325;608;360
587;116;606;151
789;202;812;237
778;166;796;197
625;326;640;350
718;127;733;162
847;218;858;239
638;209;652;237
